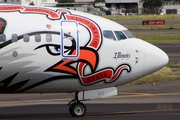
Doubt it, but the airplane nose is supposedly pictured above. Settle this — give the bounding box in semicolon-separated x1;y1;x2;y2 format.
144;42;169;75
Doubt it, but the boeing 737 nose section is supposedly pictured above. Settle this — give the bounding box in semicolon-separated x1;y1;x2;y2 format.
144;43;169;76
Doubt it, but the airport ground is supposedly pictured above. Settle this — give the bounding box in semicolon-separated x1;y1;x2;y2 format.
0;81;180;120
0;20;180;119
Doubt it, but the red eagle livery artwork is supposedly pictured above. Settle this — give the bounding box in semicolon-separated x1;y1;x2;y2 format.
0;5;131;93
0;4;169;117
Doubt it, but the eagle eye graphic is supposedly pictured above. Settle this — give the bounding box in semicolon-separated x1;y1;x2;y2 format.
34;44;61;56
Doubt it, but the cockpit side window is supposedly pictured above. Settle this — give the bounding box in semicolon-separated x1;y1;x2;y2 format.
114;31;127;40
103;30;116;40
123;30;135;38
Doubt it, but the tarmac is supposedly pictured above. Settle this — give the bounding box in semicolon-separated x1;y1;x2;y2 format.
0;81;180;119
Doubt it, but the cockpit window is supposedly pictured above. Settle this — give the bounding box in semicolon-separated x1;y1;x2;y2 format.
103;30;116;40
114;31;127;40
123;30;135;38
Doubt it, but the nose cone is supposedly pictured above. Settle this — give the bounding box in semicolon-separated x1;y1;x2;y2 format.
144;42;169;75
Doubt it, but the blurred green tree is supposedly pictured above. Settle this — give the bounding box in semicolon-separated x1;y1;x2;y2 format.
141;0;164;14
94;0;105;2
29;1;35;6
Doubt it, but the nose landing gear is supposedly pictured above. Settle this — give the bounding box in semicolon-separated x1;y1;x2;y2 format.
67;87;118;117
68;93;86;117
69;101;86;117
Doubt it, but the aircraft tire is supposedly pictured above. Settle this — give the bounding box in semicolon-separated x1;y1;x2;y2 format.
69;102;86;117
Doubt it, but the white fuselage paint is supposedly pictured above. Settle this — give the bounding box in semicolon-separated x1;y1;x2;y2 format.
0;5;169;93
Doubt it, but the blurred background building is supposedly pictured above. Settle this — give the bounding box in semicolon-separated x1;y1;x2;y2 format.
0;0;179;15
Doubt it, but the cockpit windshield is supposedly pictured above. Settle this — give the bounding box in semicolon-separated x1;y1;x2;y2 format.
103;30;116;41
122;30;135;38
103;30;135;41
114;31;127;40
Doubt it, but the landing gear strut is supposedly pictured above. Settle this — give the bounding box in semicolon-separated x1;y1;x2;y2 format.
68;93;86;117
67;87;117;117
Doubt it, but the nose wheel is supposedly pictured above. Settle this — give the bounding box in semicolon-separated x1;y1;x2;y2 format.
68;92;87;117
69;102;86;117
